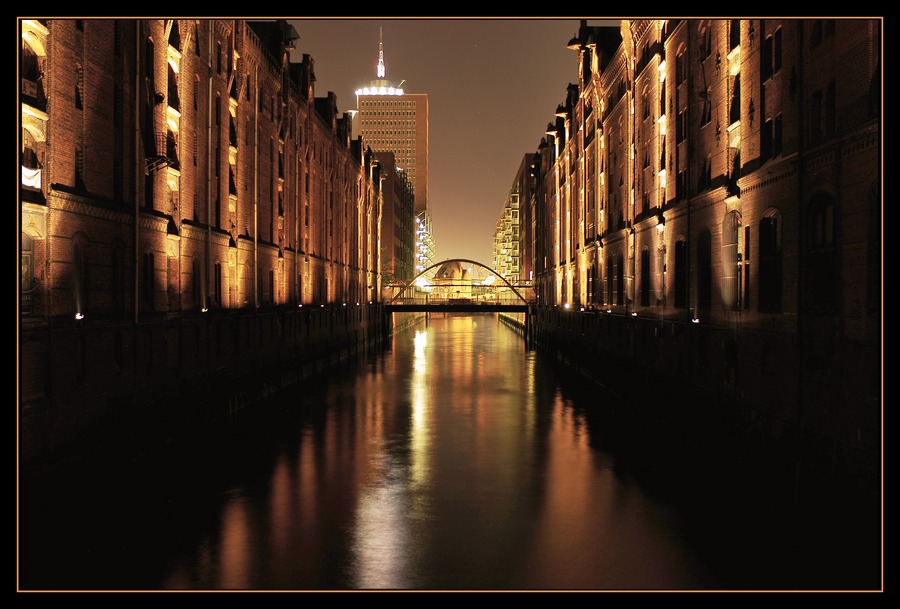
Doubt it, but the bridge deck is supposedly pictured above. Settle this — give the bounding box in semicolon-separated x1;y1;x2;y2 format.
386;303;528;313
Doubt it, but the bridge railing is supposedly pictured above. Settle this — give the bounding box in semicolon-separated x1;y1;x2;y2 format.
388;295;528;306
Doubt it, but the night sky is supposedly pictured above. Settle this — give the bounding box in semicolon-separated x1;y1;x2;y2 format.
289;18;617;266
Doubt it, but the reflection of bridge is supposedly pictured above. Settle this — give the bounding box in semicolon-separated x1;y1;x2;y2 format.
386;301;528;313
382;258;533;341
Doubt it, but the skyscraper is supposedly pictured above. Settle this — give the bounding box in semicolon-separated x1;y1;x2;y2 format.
355;28;433;282
355;28;429;215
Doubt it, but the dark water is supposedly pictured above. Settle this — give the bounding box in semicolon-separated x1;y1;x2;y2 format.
19;314;881;591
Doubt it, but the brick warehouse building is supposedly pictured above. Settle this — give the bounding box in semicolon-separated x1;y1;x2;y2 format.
529;19;881;489
19;19;387;467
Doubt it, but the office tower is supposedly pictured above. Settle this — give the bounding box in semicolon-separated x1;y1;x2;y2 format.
355;27;429;215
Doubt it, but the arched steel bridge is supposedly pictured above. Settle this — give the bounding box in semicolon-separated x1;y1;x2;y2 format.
384;258;531;314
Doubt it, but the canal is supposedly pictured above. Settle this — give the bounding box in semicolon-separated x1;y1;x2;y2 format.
19;313;880;591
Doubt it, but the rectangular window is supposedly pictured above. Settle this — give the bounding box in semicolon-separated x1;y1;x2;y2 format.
730;19;741;50
763;27;783;81
729;73;741;126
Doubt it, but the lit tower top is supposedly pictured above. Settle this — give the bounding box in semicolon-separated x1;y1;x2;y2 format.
377;26;385;78
355;26;404;96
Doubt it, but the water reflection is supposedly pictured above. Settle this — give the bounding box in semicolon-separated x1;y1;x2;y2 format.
30;312;870;590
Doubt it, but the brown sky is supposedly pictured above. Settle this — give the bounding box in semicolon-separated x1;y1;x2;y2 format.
289;18;617;267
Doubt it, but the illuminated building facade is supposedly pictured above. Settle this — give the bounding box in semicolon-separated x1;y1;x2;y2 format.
19;19;384;463
415;210;435;277
493;188;520;284
494;154;537;297
532;19;881;477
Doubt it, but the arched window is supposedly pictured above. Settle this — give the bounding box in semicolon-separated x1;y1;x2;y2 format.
759;208;783;312
21;38;45;106
697;230;712;313
21;128;42;191
21;233;35;315
722;211;741;310
21;39;40;82
642;83;651;120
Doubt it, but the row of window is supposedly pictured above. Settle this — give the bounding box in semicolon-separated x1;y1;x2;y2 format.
360;100;417;108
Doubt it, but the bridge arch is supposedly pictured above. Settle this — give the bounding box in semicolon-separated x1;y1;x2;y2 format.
388;258;528;305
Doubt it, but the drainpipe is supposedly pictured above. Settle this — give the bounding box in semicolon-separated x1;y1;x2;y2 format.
254;63;259;309
794;20;807;505
686;22;694;385
295;121;300;305
134;20;142;326
206;21;213;310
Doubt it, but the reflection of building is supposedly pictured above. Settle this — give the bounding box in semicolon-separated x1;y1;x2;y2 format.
430;260;472;301
355;28;429;215
531;19;881;483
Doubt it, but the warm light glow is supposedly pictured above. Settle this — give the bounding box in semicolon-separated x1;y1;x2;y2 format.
692;317;700;324
75;312;84;320
355;86;405;96
564;303;571;310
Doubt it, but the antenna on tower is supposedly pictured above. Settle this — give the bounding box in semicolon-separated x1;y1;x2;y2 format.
377;26;385;79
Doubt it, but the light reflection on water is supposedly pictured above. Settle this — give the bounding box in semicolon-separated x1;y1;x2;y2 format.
23;313;727;591
164;313;714;590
